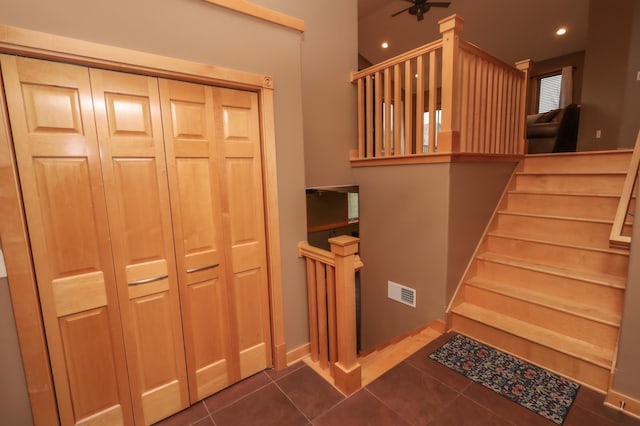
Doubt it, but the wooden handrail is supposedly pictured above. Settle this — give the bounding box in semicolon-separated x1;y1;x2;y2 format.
610;130;640;249
298;236;362;395
349;14;531;163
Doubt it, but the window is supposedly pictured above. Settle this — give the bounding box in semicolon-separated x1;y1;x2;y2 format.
538;74;562;113
348;192;359;223
423;109;442;152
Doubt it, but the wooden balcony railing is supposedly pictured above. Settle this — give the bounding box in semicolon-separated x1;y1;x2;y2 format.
610;130;640;249
298;236;362;395
350;14;531;164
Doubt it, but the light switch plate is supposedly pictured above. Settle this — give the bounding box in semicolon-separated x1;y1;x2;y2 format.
0;249;6;278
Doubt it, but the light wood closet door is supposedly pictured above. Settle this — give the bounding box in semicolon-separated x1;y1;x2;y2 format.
213;87;272;379
0;56;133;425
90;70;189;425
158;79;235;401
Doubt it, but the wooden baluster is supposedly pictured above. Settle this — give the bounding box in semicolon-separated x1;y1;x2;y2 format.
478;58;487;153
428;51;438;153
315;261;329;369
515;59;533;155
384;68;392;157
357;78;365;158
326;265;338;375
486;62;495;153
374;71;383;157
305;257;319;362
495;67;505;154
415;55;425;153
438;14;464;153
460;50;471;151
329;235;361;395
404;59;413;155
393;64;402;156
366;75;374;158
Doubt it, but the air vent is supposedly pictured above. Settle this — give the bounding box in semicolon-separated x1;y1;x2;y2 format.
387;281;416;308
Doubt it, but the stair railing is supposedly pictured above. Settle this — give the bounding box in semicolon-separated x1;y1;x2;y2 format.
610;130;640;249
298;236;362;395
350;14;531;163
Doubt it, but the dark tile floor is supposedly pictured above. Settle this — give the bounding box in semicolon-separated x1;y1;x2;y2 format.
155;334;640;425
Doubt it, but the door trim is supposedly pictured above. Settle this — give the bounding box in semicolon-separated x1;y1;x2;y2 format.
0;24;287;426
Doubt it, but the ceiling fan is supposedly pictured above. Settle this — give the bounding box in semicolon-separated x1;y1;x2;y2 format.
391;0;451;21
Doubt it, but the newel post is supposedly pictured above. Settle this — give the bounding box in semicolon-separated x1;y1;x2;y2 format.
438;14;464;153
515;59;533;155
328;235;361;395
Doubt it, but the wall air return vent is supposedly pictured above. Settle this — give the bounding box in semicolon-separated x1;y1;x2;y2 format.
387;280;416;308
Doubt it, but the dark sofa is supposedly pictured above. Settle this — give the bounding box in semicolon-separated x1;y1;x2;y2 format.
526;103;581;154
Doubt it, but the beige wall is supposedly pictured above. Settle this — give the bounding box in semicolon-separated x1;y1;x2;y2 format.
353;162;513;350
447;163;516;301
578;0;636;150
619;2;640;148
354;164;450;349
613;187;640;397
0;251;33;426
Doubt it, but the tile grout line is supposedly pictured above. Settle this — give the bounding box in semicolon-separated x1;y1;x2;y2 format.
271;378;314;424
203;372;274;416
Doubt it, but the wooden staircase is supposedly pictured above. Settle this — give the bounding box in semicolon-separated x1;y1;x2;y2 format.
447;150;634;391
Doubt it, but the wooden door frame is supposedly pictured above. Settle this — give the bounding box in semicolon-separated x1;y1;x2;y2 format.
0;25;287;426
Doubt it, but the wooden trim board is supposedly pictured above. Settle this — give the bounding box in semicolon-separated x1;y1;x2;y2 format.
201;0;304;32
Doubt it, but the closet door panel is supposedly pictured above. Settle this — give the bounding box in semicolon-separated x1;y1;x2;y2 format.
0;55;133;425
214;87;272;378
159;79;234;402
59;308;123;423
90;69;188;425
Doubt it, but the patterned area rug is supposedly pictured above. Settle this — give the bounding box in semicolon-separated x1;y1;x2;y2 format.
429;334;579;425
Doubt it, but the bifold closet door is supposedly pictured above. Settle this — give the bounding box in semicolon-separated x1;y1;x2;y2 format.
212;87;272;379
90;69;189;425
159;79;235;402
0;55;134;425
159;81;272;399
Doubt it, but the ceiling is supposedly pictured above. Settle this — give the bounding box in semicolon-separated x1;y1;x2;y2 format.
358;0;590;66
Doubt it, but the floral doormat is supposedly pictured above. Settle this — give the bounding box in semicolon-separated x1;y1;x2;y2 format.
429;334;579;425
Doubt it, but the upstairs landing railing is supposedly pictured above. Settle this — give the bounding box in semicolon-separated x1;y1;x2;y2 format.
350;15;531;165
610;130;640;249
298;236;362;395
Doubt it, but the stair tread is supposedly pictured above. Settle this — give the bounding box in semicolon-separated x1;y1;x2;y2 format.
497;210;614;225
487;232;630;256
516;171;627;176
476;251;627;289
508;190;629;199
451;302;614;368
465;277;621;326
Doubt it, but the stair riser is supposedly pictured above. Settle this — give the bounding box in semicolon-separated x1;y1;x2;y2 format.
505;192;622;220
523;152;632;173
450;314;611;391
486;235;629;277
461;286;618;347
495;214;613;249
514;174;626;194
475;259;624;314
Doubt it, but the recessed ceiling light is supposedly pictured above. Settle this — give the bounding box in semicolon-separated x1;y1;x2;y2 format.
556;27;567;36
381;41;389;49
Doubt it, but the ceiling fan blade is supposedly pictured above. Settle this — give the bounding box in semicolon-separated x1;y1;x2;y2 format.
391;6;413;17
427;2;451;7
